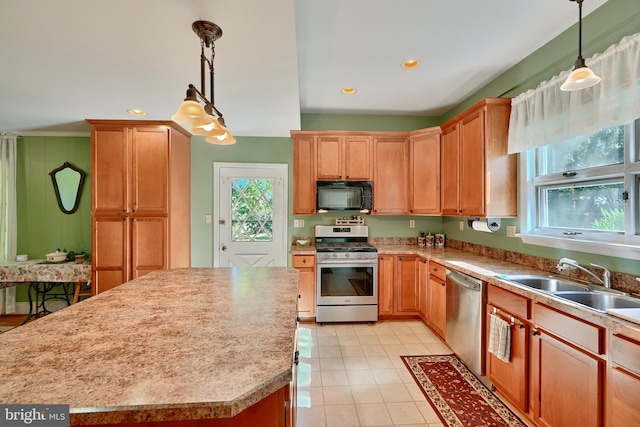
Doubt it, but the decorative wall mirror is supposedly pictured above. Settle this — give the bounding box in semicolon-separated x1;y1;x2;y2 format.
50;161;86;214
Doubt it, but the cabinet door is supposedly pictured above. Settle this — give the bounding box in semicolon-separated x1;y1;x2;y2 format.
459;109;485;216
485;305;528;413
531;329;603;427
373;138;409;214
344;136;372;180
378;255;395;316
316;136;343;180
396;256;419;313
418;258;428;321
441;124;460;216
131;127;169;215
297;268;316;318
93;216;129;294
610;367;640;426
131;217;168;279
427;274;446;338
293;136;316;215
92;126;128;215
409;132;441;215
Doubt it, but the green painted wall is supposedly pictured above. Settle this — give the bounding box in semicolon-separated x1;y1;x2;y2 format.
301;114;439;131
15;136;91;300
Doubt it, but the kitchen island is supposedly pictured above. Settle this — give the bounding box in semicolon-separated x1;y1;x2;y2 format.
0;267;300;426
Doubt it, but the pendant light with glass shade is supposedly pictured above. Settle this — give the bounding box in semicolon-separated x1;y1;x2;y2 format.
560;0;601;91
172;21;235;145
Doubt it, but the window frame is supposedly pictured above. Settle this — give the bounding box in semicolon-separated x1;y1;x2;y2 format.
518;121;640;260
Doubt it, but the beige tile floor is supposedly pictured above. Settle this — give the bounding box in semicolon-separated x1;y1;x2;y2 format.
296;320;454;427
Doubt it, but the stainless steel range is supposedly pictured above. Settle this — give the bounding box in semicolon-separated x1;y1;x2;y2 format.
315;225;378;323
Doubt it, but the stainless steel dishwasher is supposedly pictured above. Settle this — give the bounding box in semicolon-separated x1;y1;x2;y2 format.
445;270;485;377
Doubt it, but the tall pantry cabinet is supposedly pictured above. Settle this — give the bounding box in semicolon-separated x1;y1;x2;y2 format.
87;120;191;294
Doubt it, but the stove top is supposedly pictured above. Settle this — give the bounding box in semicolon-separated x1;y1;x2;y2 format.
315;242;378;253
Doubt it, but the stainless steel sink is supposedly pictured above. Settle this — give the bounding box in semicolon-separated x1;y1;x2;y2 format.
555;292;640;312
504;275;591;293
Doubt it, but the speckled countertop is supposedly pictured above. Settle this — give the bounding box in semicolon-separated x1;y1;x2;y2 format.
291;242;640;341
0;267;299;425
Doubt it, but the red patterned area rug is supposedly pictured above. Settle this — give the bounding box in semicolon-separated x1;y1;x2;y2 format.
402;355;526;427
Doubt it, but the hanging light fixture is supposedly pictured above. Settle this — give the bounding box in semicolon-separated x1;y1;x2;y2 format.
560;0;601;91
172;21;235;145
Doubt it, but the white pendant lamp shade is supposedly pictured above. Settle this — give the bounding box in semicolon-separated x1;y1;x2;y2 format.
560;65;601;91
206;128;236;145
171;100;207;125
191;114;226;137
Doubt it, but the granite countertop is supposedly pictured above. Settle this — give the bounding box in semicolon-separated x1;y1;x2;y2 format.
0;267;299;425
292;242;640;341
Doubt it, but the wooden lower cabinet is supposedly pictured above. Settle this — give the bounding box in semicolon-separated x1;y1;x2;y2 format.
486;304;528;413
609;333;640;426
530;304;605;427
426;261;446;339
377;255;419;318
417;257;428;322
93;216;168;294
292;255;316;319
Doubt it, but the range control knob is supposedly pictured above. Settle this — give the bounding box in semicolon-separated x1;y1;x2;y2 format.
345;253;350;258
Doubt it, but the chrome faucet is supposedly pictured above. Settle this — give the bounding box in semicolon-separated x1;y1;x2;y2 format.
556;258;611;288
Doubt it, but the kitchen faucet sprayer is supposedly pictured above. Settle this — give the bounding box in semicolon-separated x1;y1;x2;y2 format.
556;258;611;288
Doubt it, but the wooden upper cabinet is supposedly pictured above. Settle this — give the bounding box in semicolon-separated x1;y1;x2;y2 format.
344;136;372;180
91;126;128;215
291;132;316;215
91;124;170;216
316;134;372;180
409;128;441;215
316;136;343;180
131;128;169;215
440;98;516;217
373;136;409;215
441;124;460;216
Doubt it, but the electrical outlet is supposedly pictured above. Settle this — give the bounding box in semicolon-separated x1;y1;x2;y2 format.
299;219;304;228
409;220;415;228
507;225;516;237
205;214;212;224
459;221;464;231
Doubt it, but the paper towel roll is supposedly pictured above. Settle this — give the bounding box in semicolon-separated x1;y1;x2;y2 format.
471;220;493;233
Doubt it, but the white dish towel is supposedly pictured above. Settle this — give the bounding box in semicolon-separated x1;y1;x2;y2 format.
488;313;511;362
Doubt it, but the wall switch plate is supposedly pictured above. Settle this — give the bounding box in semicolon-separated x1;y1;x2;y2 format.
459;221;464;231
294;219;304;228
205;214;212;224
409;220;415;228
507;225;516;237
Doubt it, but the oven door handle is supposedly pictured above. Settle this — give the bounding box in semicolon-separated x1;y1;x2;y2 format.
317;259;378;265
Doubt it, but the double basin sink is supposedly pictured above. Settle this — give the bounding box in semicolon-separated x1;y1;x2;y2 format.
502;275;640;312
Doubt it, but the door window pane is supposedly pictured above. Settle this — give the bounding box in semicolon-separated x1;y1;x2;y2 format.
539;181;625;232
231;178;274;242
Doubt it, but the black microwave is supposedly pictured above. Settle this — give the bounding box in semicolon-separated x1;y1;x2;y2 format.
316;181;373;213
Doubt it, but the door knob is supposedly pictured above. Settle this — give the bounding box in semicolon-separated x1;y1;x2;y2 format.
221;245;227;251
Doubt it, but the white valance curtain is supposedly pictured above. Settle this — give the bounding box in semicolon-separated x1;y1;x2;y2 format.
508;32;640;154
0;131;18;314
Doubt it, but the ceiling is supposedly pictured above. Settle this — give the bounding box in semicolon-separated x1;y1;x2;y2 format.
0;0;608;138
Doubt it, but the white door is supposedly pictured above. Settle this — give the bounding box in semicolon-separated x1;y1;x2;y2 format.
213;163;287;267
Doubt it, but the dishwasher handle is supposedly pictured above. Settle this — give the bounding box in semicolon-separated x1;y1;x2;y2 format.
446;270;482;291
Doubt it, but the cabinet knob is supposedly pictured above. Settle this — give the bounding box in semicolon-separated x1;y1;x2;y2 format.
302;259;306;264
517;323;524;329
531;329;540;336
440;281;446;287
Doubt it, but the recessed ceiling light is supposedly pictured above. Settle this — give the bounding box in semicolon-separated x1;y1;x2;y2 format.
341;87;357;95
401;59;420;70
127;109;147;116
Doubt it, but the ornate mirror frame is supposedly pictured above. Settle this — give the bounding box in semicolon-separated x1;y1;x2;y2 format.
50;161;86;214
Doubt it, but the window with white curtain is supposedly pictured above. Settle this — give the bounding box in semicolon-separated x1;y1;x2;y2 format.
510;32;640;259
